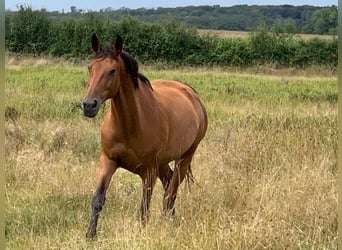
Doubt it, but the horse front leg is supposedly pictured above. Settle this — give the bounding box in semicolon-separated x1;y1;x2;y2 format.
86;154;117;238
139;168;157;225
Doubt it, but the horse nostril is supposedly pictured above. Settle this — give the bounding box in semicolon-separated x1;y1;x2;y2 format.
82;98;100;118
92;99;98;109
82;98;100;110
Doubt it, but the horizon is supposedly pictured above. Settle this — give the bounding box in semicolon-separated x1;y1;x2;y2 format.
5;0;337;12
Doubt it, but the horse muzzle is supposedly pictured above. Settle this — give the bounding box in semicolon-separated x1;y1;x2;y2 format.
82;97;101;118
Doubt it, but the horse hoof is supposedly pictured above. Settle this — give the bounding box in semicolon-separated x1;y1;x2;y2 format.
86;230;96;239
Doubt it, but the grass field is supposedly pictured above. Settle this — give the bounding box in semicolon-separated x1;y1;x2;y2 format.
5;57;337;249
197;29;337;40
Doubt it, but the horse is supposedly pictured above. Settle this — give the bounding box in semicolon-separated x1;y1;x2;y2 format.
82;34;208;238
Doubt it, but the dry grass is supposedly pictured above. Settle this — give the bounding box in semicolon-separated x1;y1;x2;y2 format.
198;29;336;40
5;58;337;249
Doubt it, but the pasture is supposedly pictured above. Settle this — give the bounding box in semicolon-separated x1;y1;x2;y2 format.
5;57;337;249
197;29;337;40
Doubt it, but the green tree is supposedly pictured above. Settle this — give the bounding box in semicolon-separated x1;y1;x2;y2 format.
304;6;337;34
8;5;52;54
70;6;77;13
5;14;11;49
272;18;297;34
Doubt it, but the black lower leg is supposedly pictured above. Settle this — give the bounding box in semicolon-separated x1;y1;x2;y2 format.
86;184;105;238
161;176;172;192
140;195;150;224
140;185;153;224
163;160;190;216
159;165;175;216
163;193;176;216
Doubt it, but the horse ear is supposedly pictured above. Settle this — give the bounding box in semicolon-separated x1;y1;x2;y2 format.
91;33;101;53
113;35;123;54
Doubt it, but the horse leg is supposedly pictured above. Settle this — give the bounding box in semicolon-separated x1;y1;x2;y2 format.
158;164;173;193
163;154;194;216
139;167;157;225
157;164;175;215
86;154;117;238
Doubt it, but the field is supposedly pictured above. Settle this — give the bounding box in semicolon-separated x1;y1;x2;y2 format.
197;29;337;40
5;57;337;249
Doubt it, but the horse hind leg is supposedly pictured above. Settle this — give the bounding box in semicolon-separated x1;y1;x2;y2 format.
157;164;174;214
139;167;157;225
162;153;195;216
157;163;173;193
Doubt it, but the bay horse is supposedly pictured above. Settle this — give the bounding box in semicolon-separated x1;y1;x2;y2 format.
82;34;207;238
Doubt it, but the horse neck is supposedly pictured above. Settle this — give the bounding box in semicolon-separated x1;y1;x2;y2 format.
110;77;142;134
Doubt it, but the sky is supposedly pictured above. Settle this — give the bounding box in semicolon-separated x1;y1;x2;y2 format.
5;0;337;12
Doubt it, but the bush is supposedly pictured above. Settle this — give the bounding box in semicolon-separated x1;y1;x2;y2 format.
291;37;338;67
5;6;338;68
6;5;52;54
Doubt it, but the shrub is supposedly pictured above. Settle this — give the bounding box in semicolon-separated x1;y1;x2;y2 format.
5;7;338;68
6;5;52;54
291;37;338;67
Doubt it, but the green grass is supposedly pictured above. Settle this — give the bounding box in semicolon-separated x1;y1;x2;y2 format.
5;59;337;249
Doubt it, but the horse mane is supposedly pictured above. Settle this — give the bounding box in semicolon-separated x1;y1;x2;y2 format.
95;48;152;90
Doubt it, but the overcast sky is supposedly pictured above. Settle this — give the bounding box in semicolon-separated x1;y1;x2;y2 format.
5;0;337;12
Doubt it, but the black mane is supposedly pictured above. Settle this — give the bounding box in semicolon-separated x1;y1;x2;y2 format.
95;48;152;90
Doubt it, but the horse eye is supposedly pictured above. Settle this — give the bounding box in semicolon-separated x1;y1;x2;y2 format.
109;69;116;76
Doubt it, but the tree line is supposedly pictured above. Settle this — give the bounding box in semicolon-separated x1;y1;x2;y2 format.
5;6;337;68
99;5;337;35
6;4;337;35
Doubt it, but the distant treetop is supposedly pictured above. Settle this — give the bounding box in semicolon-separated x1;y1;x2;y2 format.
5;4;337;35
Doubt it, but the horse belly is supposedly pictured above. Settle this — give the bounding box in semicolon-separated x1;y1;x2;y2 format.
164;112;199;158
153;82;202;162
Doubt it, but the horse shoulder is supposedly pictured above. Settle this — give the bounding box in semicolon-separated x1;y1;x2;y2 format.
100;108;156;171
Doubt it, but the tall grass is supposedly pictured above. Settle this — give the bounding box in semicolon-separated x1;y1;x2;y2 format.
5;59;337;249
